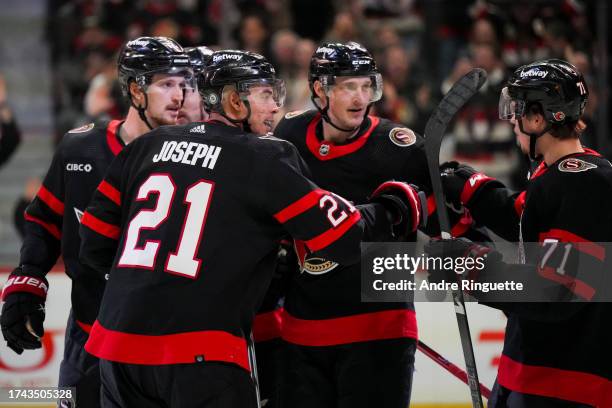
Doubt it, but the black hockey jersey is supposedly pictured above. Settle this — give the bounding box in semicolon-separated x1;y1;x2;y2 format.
21;120;124;328
468;149;612;406
79;121;391;370
273;110;437;346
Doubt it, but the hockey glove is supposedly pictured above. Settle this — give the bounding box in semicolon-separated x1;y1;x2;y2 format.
369;181;427;239
424;237;501;283
440;161;501;209
1;266;48;354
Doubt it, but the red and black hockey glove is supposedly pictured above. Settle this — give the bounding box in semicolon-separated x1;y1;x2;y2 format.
1;266;48;354
440;161;502;209
424;237;501;283
369;181;428;239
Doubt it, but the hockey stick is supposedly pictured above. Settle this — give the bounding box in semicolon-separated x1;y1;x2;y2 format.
423;68;488;408
417;340;491;399
247;331;263;408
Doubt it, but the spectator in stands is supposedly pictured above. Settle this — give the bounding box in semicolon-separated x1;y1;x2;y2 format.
0;73;21;169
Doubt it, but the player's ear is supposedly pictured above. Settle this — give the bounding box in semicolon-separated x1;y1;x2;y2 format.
222;87;247;118
129;81;145;108
313;80;328;107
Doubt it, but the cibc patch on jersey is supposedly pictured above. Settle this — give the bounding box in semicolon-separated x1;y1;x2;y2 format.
388;127;416;147
68;123;95;133
558;157;597;173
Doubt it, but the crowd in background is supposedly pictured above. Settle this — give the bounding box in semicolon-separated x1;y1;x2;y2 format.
43;0;604;188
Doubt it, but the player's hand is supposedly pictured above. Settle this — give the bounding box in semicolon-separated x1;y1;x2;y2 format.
369;181;427;239
1;266;48;354
424;237;500;282
440;161;499;208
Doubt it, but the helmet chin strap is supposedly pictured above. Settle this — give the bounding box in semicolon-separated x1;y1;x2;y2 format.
130;91;154;131
311;95;370;134
518;117;551;161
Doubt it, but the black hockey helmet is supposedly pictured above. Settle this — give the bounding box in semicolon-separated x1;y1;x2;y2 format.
185;46;214;75
499;59;588;125
198;50;285;113
118;36;194;97
117;36;194;129
308;42;383;132
309;41;383;103
499;59;588;159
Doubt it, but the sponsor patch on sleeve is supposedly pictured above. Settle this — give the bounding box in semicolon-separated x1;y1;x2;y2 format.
284;110;307;119
68;123;95;133
389;127;416;147
558;158;597;173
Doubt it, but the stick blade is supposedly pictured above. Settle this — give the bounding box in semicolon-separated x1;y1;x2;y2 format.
424;68;488;152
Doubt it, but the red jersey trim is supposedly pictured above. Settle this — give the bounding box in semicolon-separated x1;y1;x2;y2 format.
514;191;526;216
85;321;250;371
81;211;120;240
426;195;438;216
24;213;61;240
530;162;548;180
76;320;92;334
305;210;361;252
253;309;282;342
281;309;417;346
98;180;121;206
305;113;380;160
37;186;64;216
539;229;605;261
537;266;595;300
498;354;611;406
274;189;327;223
106;120;123;156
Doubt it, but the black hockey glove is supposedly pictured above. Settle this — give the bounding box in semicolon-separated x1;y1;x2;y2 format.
424;237;502;283
369;181;427;239
1;266;48;354
440;161;501;209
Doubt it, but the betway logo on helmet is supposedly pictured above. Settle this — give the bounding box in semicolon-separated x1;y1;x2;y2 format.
127;39;150;48
520;68;549;79
213;54;243;63
315;46;336;56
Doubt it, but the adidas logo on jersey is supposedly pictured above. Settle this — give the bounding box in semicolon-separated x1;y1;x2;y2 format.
190;124;206;134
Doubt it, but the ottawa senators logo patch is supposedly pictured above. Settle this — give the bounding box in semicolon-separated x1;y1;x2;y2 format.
558;158;597;173
68;123;95;133
389;127;416;147
284;110;307;119
302;257;339;275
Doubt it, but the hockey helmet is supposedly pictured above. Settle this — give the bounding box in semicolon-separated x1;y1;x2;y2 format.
499;59;588;125
118;36;195;96
309;41;383;104
198;50;286;112
185;46;214;75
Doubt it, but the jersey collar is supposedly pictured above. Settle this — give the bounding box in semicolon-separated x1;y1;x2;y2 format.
305;113;380;160
106;120;125;156
529;148;602;181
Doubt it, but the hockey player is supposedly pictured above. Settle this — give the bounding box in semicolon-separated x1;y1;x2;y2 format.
426;59;612;407
0;36;194;407
77;50;421;408
177;46;213;125
273;41;436;408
